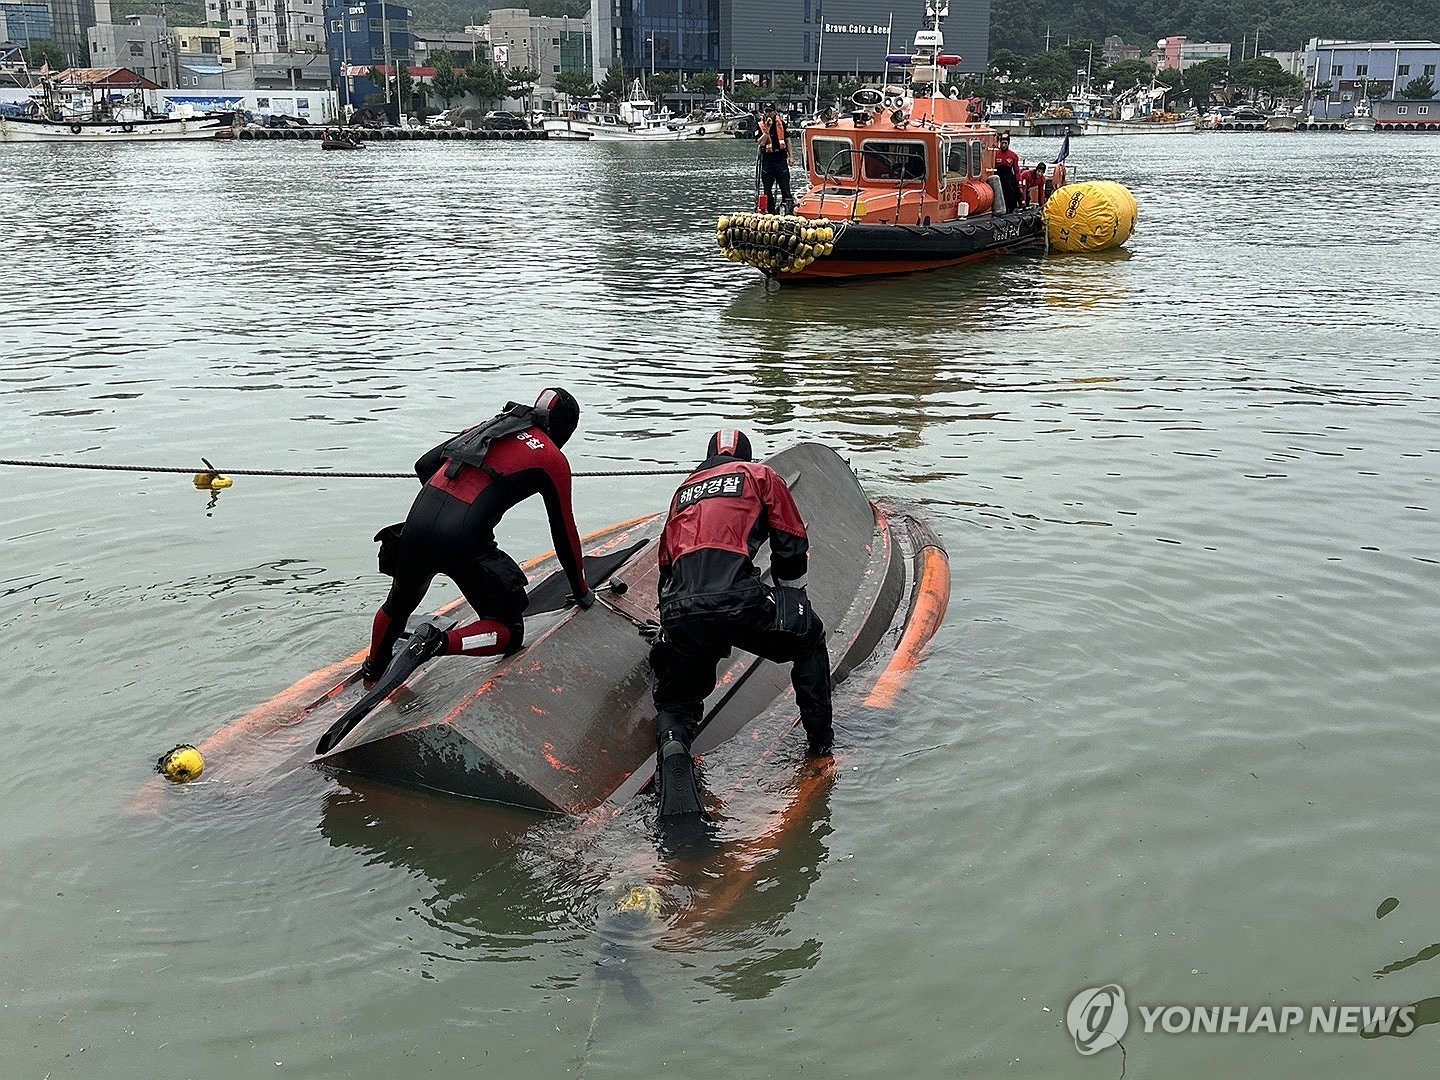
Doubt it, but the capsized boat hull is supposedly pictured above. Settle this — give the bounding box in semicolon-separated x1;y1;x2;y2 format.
164;443;949;816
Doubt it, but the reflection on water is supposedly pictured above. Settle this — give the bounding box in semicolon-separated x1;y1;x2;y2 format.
316;749;838;1001
6;135;1440;1080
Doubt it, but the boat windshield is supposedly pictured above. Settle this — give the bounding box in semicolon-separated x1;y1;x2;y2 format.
810;136;854;179
859;139;928;182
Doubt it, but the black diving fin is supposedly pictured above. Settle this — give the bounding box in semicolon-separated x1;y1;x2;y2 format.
656;739;703;819
315;623;449;755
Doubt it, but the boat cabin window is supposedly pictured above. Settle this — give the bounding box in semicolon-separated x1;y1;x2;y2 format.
810;136;854;179
970;140;983;176
944;139;970;178
859;139;927;182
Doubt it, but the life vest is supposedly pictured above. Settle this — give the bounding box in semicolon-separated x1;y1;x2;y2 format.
760;116;787;153
439;402;545;480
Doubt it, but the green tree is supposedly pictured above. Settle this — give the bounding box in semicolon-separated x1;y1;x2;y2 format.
1179;57;1228;109
597;60;626;101
1094;59;1151;91
774;73;805;98
647;70;679;97
1232;56;1301;101
988;48;1024;79
429;47;463;105
553;70;595;99
1023;50;1080;98
463;60;506;105
1400;75;1435;99
691;69;719;97
527;0;587;14
730;80;763;105
505;66;538;110
26;39;68;71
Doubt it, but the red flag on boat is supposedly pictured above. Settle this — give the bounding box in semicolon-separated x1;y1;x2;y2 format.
39;61;51;76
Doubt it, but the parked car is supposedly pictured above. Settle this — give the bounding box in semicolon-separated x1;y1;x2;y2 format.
480;111;530;130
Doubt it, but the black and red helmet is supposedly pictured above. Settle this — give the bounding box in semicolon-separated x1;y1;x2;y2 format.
533;387;580;447
706;429;753;461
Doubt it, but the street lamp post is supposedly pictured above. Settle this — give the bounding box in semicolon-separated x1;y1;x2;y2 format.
646;34;655;77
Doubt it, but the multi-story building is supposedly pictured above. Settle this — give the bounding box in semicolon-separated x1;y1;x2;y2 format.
1305;38;1440;117
487;8;590;87
323;1;412;107
588;0;989;88
0;2;53;48
88;13;173;86
204;0;328;68
1155;36;1231;72
412;27;489;66
1101;35;1141;65
48;0;107;67
171;24;239;88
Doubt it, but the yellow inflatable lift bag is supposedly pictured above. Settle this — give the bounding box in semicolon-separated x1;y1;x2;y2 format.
1043;180;1138;253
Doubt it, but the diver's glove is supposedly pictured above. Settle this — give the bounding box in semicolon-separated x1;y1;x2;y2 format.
639;620;664;646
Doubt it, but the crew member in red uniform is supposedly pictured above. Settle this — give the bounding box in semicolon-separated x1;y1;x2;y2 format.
994;133;1022;213
1018;160;1049;206
649;429;833;817
362;388;593;683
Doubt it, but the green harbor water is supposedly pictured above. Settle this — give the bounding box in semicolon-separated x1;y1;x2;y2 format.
2;131;1439;1078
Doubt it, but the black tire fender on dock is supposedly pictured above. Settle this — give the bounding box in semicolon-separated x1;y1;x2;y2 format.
70;123;83;134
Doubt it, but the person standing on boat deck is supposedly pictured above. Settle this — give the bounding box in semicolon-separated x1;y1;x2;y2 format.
648;430;833;818
361;388;594;685
994;134;1022;213
757;103;794;215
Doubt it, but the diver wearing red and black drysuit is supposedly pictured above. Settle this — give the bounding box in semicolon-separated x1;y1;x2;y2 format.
363;388;593;681
649;429;833;814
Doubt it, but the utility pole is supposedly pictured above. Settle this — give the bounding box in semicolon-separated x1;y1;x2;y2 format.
813;0;823;113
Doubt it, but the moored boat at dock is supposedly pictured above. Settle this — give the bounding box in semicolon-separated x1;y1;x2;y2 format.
0;69;236;143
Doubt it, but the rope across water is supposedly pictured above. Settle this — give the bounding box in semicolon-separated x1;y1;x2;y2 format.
0;458;690;479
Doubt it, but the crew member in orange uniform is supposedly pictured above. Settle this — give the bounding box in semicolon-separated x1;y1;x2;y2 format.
757;103;794;215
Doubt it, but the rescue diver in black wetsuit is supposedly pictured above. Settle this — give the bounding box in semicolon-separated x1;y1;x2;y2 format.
648;430;834;818
362;388;594;683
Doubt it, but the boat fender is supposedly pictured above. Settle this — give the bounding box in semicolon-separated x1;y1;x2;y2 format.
987;174;1005;210
122;123;135;133
156;744;204;783
70;123;83;134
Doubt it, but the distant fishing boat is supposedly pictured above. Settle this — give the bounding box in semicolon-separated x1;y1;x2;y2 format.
0;68;236;143
1344;97;1377;132
1082;83;1196;135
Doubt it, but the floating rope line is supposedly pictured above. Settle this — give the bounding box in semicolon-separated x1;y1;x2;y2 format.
0;458;690;479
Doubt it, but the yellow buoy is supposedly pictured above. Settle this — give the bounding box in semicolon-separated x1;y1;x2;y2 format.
157;744;204;782
1043;180;1137;252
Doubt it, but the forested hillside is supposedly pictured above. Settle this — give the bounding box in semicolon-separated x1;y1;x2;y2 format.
990;0;1440;55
